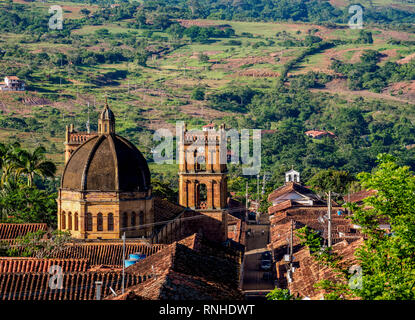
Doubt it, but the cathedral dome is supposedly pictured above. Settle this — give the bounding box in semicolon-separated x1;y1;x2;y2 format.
61;104;151;192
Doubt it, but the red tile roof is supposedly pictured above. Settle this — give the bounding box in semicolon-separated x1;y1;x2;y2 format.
343;190;376;203
0;271;149;300
0;258;88;273
305;130;336;138
268;200;295;214
50;242;165;267
268;182;323;203
0;224;48;240
106;234;243;300
288;238;363;299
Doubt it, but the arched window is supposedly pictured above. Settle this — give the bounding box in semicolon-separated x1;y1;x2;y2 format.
61;211;66;230
131;212;136;226
139;211;144;225
122;212;128;228
97;213;103;231
67;212;72;230
74;213;79;231
108;213;114;231
86;213;93;231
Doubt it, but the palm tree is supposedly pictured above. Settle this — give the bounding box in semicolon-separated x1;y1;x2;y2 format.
0;142;22;187
15;146;56;187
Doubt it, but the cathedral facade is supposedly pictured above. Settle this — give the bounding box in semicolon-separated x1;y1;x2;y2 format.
57;103;154;239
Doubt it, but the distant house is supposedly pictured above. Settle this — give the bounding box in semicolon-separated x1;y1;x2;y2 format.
0;76;25;91
305;130;336;139
202;123;215;132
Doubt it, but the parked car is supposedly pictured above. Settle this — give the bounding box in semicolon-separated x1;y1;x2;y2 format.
261;251;272;262
260;259;272;271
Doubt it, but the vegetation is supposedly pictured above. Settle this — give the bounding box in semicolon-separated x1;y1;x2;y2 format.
0;143;57;226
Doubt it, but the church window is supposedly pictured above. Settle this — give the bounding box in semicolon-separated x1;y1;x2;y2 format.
139;211;144;225
122;212;128;228
108;213;114;231
131;212;136;226
74;213;79;231
68;212;72;230
86;213;93;231
97;213;103;231
61;211;66;230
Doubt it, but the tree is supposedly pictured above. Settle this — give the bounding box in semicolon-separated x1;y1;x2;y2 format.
15;146;56;187
191;87;205;101
266;288;299;300
350;154;415;299
307;169;356;196
80;8;90;18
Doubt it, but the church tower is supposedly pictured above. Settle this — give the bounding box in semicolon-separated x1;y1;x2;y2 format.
178;123;228;242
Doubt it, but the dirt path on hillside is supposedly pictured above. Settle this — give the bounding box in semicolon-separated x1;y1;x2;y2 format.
311;78;415;104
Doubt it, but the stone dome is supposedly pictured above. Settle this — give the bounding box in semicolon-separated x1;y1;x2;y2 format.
61;104;151;192
61;134;151;192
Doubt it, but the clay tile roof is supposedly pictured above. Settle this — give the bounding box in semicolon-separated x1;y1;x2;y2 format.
343;190;377;203
203;123;215;128
288;238;364;299
268;200;294;214
0;223;48;240
49;242;165;267
0;258;89;273
305;130;336;138
268;182;321;203
153;197;186;224
0;271;150;300
5;76;19;80
107;236;243;300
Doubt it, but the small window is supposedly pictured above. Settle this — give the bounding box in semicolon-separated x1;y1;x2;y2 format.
61;212;66;230
74;213;79;231
67;212;72;230
86;213;93;231
97;213;103;231
108;213;114;231
131;212;136;226
122;212;128;228
139;211;144;225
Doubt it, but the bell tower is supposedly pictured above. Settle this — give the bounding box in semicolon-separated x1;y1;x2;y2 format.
98;98;115;135
178;123;228;242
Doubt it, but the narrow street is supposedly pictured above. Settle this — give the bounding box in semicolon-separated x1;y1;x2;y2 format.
242;213;275;299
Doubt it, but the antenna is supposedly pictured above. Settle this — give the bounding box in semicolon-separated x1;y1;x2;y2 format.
86;102;90;134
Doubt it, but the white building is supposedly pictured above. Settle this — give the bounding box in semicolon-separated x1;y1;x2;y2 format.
0;76;25;91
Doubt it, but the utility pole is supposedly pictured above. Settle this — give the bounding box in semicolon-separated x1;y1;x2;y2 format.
327;191;332;247
245;181;249;221
256;174;260;205
122;232;126;294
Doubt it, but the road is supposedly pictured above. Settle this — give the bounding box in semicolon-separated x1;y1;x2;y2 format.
242;213;275;298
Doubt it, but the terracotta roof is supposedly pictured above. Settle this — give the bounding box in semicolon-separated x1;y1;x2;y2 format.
0;223;48;240
106;235;243;300
0;258;89;273
268;200;294;214
288;238;363;299
203;123;215;128
0;271;149;300
50;242;165;267
268;182;323;203
153;197;185;225
343;190;376;203
269;207;361;249
5;76;19;80
305;130;336;138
